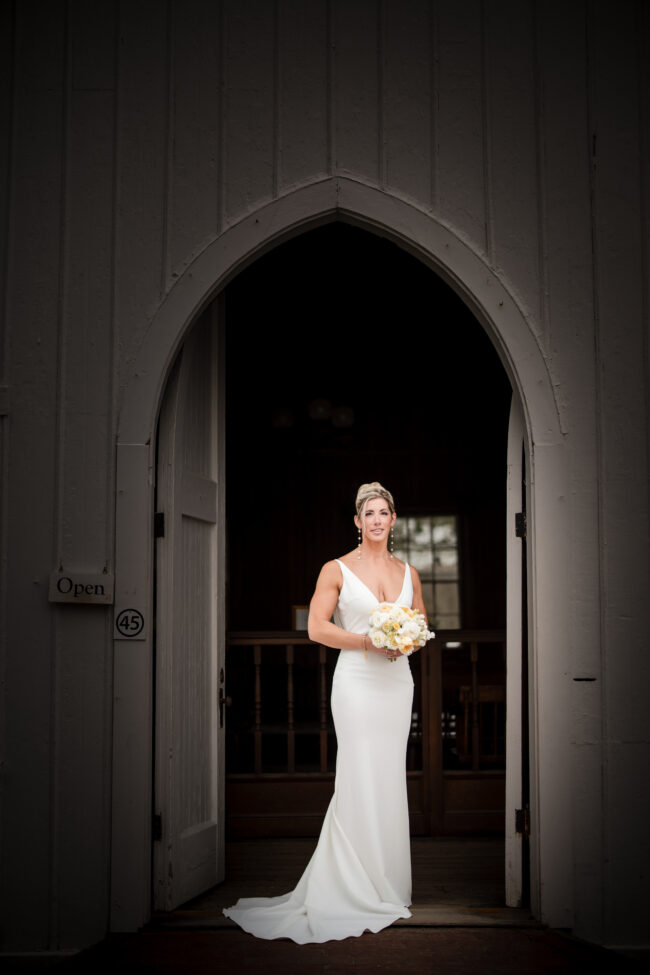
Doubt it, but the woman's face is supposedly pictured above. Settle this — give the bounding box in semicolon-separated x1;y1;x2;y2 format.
355;497;396;543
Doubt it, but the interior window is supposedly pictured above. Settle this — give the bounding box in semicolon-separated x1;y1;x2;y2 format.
393;515;461;628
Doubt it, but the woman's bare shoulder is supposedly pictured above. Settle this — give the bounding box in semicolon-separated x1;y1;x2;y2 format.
316;559;344;581
408;563;422;584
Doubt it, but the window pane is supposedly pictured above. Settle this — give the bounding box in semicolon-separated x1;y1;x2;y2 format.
420;581;434;620
433;516;457;547
435;582;459;616
437;613;461;629
433;548;458;579
392;514;460;627
408;516;430;548
409;547;433;575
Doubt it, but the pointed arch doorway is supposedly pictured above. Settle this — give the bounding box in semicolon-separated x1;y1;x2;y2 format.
149;222;524;913
112;178;568;932
222;222;513;843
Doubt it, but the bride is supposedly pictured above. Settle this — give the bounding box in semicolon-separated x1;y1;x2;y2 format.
223;481;429;943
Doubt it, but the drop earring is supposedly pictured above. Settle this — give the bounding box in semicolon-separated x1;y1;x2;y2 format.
390;526;394;558
357;527;362;559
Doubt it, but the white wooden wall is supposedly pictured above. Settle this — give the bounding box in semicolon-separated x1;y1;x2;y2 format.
0;0;647;954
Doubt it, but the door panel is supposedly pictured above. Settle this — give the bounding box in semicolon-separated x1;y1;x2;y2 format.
154;301;225;911
505;393;524;907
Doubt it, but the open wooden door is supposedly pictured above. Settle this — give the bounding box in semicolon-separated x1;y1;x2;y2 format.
505;393;527;907
153;299;226;911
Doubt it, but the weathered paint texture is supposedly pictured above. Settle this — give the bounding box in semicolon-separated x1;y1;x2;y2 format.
0;0;648;955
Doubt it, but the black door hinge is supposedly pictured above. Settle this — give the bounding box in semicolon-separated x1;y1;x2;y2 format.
154;512;165;538
515;807;530;837
515;512;527;538
152;813;162;841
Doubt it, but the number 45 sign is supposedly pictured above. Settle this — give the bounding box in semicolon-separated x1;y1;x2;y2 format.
114;607;147;641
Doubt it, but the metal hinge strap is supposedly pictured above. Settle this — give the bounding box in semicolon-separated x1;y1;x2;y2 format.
152;813;162;841
515;807;530;837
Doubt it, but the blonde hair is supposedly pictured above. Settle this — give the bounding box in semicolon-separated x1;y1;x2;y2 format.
355;481;396;518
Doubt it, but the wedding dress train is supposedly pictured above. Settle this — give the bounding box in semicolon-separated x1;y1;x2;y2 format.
223;559;414;943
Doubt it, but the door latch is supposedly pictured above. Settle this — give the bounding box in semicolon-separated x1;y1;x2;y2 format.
218;668;230;727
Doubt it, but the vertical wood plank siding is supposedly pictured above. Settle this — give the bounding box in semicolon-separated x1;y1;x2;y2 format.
537;0;604;940
483;0;539;320
588;0;650;946
278;0;329;192
435;0;487;248
333;0;381;180
0;16;15;937
0;3;13;364
115;0;169;379
0;0;648;953
3;0;67;950
223;0;276;223
169;0;222;271
54;2;118;946
383;0;432;204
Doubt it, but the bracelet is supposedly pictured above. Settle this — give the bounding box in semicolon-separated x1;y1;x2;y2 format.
362;635;368;659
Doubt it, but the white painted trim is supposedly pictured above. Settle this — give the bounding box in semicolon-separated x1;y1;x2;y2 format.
117;178;562;447
111;443;154;930
526;439;572;926
112;176;570;931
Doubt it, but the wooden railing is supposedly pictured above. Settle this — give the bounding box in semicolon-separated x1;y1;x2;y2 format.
226;629;506;777
228;632;331;775
433;629;506;772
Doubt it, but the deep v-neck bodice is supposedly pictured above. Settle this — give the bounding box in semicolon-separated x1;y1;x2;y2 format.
335;559;410;605
333;560;412;637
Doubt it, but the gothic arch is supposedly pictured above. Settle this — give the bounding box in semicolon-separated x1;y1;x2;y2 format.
112;176;571;932
119;177;561;446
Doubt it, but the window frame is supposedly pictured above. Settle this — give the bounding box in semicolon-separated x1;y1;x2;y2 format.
392;511;462;629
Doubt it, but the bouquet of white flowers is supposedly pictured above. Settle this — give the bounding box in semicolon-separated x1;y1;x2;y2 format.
367;603;435;660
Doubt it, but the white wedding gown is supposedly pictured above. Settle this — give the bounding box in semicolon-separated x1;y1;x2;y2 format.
223;559;414;943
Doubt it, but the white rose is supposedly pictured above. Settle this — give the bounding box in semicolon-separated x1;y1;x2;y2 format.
402;621;420;640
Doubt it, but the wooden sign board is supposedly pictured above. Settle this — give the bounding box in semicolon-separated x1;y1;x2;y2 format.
49;571;115;605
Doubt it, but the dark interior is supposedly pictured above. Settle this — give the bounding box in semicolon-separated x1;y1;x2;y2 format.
225;222;512;632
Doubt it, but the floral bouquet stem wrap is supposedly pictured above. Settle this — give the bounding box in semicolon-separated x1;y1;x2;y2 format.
368;603;435;660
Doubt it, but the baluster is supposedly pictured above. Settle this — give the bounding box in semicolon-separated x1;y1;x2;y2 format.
471;642;479;771
254;644;262;774
287;645;295;773
319;646;327;772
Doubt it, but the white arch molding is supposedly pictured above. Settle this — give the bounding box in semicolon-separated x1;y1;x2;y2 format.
111;177;572;932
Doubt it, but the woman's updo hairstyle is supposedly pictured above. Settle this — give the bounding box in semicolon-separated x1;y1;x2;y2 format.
355;481;395;518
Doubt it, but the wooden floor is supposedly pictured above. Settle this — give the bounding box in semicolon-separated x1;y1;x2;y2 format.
154;837;536;929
